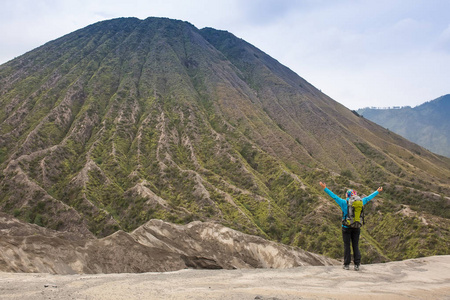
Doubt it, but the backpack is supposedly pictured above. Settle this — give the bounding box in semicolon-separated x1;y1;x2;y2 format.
342;195;364;228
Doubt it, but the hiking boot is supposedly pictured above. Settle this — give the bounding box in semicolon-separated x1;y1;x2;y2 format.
343;265;349;270
354;264;360;271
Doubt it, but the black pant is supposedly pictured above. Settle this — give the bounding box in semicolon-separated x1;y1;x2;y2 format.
342;227;361;265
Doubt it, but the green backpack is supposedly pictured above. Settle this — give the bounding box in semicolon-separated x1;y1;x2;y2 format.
342;195;365;228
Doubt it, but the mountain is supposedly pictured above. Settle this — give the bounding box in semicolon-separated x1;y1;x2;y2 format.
0;17;449;264
357;95;450;158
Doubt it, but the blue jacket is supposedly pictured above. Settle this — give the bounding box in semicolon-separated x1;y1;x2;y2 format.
323;188;379;228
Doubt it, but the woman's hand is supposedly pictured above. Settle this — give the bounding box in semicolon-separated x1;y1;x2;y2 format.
377;186;383;192
319;182;326;189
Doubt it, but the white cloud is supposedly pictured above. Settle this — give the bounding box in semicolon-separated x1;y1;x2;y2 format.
436;24;450;52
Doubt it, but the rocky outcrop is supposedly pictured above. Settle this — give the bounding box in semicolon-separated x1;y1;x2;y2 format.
0;213;338;274
132;219;336;269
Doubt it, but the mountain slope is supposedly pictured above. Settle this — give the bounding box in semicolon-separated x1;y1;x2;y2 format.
0;17;449;264
357;95;450;157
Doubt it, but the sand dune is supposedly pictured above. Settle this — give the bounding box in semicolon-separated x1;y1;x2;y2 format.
1;255;449;300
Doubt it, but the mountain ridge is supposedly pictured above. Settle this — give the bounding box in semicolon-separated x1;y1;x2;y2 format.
0;212;337;274
357;94;450;157
0;17;449;264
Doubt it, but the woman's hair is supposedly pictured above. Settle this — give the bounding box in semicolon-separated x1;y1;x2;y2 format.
346;189;357;198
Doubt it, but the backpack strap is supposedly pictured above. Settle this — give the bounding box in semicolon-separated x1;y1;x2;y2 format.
361;205;365;225
342;199;350;226
343;199;348;219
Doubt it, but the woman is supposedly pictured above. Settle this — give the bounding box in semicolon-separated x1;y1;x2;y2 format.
319;181;382;270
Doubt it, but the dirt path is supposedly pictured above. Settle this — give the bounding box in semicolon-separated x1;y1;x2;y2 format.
1;256;449;300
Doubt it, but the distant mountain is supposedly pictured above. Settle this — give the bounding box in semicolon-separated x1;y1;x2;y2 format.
0;17;449;265
357;95;450;157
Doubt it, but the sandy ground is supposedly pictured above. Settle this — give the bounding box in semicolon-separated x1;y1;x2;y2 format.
1;256;449;300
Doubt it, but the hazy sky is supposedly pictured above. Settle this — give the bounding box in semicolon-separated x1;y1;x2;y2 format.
1;0;449;109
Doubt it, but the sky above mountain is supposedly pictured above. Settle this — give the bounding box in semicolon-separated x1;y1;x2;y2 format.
1;0;449;110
